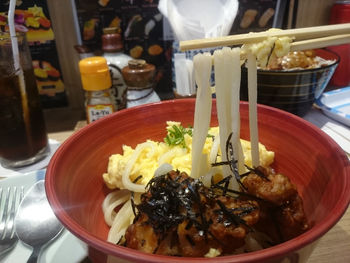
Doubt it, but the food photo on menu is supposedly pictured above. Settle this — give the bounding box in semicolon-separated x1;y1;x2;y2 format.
0;0;349;263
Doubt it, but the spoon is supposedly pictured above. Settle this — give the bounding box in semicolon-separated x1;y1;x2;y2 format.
15;180;63;263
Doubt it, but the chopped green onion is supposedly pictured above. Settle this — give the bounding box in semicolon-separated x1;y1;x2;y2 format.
164;125;193;148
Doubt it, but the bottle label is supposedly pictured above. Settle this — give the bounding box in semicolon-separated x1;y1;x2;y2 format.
86;104;114;123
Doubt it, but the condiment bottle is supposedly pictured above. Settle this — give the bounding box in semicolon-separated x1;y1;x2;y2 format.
102;27;132;111
121;59;160;108
79;56;114;124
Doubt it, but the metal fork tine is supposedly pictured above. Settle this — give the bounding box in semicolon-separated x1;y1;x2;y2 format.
0;188;2;222
20;186;24;203
0;188;3;235
0;186;23;256
5;187;18;239
0;188;11;239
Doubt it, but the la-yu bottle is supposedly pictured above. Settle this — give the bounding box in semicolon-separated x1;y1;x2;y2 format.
79;56;114;124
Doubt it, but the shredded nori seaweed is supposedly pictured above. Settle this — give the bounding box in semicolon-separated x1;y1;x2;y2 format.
132;170;261;248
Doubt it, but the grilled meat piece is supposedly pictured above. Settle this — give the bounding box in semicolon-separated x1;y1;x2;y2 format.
242;167;297;206
277;194;309;240
242;166;309;241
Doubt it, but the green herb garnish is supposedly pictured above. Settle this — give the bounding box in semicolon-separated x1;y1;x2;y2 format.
164;125;193;148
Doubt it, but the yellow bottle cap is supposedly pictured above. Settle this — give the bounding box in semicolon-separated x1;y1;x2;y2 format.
79;56;111;91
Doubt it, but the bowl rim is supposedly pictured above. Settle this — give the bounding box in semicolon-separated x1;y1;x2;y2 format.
253;48;340;73
45;99;350;263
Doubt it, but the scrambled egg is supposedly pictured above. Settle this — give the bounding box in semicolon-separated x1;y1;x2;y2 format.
103;122;275;190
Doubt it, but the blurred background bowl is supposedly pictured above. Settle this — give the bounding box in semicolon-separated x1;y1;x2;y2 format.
240;48;340;116
45;99;350;263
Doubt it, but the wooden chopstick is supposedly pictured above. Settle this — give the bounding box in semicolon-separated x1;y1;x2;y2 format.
290;34;350;51
180;23;350;51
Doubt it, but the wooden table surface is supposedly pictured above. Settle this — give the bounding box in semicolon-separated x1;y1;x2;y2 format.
47;119;350;263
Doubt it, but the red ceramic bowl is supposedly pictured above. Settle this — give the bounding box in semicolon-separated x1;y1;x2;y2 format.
45;99;350;263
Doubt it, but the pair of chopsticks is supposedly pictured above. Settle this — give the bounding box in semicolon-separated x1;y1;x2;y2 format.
179;23;350;52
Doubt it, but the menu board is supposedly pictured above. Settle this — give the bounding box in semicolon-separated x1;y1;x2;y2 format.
0;0;68;108
74;0;173;98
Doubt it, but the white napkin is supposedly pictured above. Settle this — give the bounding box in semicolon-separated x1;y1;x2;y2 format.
0;139;60;178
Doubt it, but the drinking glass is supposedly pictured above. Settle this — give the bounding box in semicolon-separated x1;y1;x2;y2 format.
0;32;49;168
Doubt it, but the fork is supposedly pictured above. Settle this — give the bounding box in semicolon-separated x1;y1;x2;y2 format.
0;186;24;256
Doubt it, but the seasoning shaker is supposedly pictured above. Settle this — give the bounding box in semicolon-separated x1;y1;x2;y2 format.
102;27;132;110
79;56;114;123
121;59;160;108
